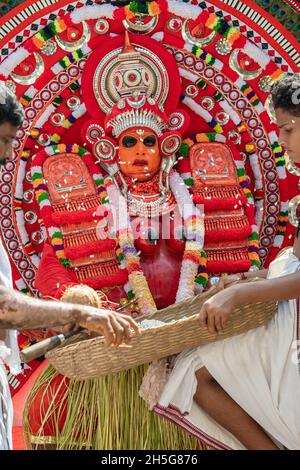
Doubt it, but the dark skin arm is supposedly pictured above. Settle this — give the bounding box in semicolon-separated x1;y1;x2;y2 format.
199;238;300;334
0;286;139;346
199;271;300;334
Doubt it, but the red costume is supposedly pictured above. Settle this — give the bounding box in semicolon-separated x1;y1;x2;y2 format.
0;0;298;450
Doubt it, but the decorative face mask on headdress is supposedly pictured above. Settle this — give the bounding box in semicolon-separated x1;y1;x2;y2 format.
81;32;189;192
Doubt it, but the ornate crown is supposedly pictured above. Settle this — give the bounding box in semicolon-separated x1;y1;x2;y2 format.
105;95;168;138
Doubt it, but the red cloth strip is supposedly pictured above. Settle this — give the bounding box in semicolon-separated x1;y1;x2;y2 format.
52;208;107;225
64;239;116;259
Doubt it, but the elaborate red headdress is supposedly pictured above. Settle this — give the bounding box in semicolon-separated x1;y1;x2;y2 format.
81;32;189;168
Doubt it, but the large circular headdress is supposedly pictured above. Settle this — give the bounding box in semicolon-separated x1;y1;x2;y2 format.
82;33;181;120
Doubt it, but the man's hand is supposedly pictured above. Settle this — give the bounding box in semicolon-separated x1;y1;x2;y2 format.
78;308;140;346
198;285;239;335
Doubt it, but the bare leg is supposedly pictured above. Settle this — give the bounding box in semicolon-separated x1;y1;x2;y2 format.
194;367;279;450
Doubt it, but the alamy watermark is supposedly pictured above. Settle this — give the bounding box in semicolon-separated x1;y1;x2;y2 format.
95;201;205;244
291;80;300;106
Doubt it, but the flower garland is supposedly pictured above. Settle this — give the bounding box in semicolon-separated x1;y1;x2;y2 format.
179;51;287;256
114;0;167;20
266;141;289;257
181;95;224;135
177;133;260;271
234;159;260;270
13;147;41;269
31;144;109;267
105;170;204;315
169;171;204;302
70;4;116;23
105;178;157;316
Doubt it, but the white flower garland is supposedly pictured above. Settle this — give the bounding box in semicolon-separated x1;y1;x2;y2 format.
105;171;204;310
167;0;202;20
179;67;199;83
0;47;29;77
248;153;263;190
244;41;270;69
169;171;204;303
71;4;117;23
35;104;56;129
182;96;214;124
254;199;264;231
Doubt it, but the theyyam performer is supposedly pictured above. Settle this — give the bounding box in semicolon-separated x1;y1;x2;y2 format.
0;0;298;450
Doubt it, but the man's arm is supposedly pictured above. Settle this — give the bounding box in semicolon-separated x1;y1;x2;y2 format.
0;286;139;346
235;270;300;304
199;270;300;334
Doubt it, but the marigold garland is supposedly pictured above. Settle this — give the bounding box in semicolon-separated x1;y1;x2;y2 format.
104;170;204;315
31;144;109;267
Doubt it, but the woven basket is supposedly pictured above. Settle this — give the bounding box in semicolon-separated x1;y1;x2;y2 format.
46;286;277;380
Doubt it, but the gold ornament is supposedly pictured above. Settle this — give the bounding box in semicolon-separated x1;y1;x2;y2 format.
41;39;57;56
259;75;274;93
55;21;91;52
11;52;44;85
215;38;232;56
288;195;300;227
229;49;263;80
182;19;216;47
123;14;158;34
95;19;109;35
285;152;300;177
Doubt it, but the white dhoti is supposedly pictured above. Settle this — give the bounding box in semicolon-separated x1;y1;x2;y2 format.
0;239;22;450
0;344;13;450
155;249;300;449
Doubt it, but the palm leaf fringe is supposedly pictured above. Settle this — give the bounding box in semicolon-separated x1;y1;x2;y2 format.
23;365;210;450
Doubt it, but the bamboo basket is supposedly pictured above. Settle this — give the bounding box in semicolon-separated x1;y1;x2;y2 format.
46;286;277;380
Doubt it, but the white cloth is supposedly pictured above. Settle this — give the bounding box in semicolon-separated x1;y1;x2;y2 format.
156;248;300;450
0;237;21;450
0;347;14;449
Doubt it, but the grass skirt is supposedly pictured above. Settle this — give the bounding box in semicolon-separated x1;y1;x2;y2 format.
23;365;209;450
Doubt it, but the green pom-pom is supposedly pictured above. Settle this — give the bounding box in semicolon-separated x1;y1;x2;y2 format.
60;259;71;268
37;193;50;204
78;147;85;157
51;231;62;240
178;142;189;157
195;276;207;287
127;290;135;300
248;232;259;241
21;288;30;295
252;260;260;268
206;133;216;142
129;1;139;13
32;172;43;181
184;178;194;187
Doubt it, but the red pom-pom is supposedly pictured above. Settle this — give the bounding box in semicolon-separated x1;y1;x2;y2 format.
113;7;126;21
24;40;37;53
61;12;73;27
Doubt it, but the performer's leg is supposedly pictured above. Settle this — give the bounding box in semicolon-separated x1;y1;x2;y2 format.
194;367;279;450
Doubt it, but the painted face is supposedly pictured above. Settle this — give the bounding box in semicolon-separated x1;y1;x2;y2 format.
0;122;17;166
117;129;161;182
275;108;300;163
